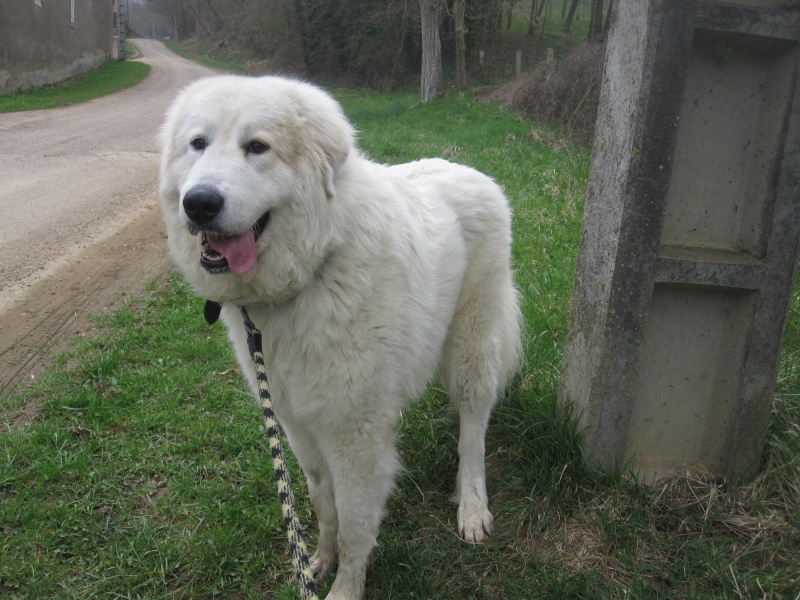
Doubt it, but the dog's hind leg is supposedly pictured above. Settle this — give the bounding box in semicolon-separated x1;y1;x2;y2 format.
445;357;498;543
441;271;521;543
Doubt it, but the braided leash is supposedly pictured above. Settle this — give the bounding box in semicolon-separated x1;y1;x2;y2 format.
239;306;319;600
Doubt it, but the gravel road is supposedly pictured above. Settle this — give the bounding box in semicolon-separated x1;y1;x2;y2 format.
0;39;216;396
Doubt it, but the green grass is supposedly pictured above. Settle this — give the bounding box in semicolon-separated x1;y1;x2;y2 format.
163;40;250;75
2;90;799;599
0;59;151;113
125;39;140;59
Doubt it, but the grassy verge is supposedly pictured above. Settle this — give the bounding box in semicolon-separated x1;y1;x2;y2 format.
125;39;141;59
0;59;150;113
163;40;250;75
2;89;798;598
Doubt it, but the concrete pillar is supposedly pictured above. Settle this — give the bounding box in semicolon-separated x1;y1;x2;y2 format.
557;0;800;483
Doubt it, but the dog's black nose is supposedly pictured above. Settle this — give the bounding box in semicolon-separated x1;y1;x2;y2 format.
183;185;224;225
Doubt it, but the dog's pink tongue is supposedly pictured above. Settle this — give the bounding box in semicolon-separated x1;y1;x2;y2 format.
207;230;257;275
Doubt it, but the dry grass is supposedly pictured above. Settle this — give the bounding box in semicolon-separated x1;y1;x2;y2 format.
515;462;799;596
490;42;606;145
652;469;798;545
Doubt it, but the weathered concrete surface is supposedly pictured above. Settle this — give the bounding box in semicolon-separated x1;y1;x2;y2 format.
0;0;112;94
558;0;800;483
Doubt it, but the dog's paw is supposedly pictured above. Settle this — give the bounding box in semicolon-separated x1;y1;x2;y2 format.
309;543;337;581
324;570;367;600
458;503;494;543
289;547;335;586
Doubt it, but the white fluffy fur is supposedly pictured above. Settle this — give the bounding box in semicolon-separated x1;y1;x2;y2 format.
159;75;522;600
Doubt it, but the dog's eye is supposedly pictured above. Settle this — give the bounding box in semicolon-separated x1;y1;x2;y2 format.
246;140;270;155
190;137;207;151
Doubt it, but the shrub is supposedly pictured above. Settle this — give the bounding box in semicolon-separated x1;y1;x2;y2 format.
493;42;606;145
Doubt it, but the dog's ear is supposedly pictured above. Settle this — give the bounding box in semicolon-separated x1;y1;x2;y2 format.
309;114;354;201
295;85;356;200
320;154;337;201
314;112;354;173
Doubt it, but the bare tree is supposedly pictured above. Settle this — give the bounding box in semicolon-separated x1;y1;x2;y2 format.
527;0;538;35
562;0;579;33
538;0;548;17
505;0;515;30
292;0;313;75
145;0;218;40
587;0;604;41
526;0;548;35
603;0;614;36
142;0;514;92
455;0;467;91
419;0;443;102
539;0;550;39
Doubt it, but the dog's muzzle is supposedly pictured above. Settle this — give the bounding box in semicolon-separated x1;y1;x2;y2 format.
182;185;270;275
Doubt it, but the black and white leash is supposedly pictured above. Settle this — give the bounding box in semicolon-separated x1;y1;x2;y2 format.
205;300;318;600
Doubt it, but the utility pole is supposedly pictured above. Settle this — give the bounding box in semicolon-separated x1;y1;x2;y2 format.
117;0;127;60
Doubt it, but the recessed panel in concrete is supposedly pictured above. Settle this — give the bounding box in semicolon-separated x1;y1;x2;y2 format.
623;284;757;479
661;31;795;257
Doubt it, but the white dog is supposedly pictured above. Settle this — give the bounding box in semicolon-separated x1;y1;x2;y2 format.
159;75;521;600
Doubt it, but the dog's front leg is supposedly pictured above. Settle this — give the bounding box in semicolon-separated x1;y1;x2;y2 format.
321;424;400;600
306;467;339;580
281;420;340;581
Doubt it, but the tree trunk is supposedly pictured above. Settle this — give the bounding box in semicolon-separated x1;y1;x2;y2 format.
562;0;568;18
455;0;467;91
292;0;313;76
587;0;604;41
419;0;443;103
492;0;503;41
506;0;515;30
603;0;614;37
539;0;549;39
183;0;219;37
562;0;579;33
527;0;538;35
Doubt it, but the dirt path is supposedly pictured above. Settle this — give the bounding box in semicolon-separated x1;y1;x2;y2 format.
0;40;216;397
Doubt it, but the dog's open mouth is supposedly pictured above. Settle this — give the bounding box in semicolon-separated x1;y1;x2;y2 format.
200;212;270;275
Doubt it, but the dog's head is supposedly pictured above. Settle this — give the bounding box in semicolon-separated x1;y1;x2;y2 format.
159;75;355;304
